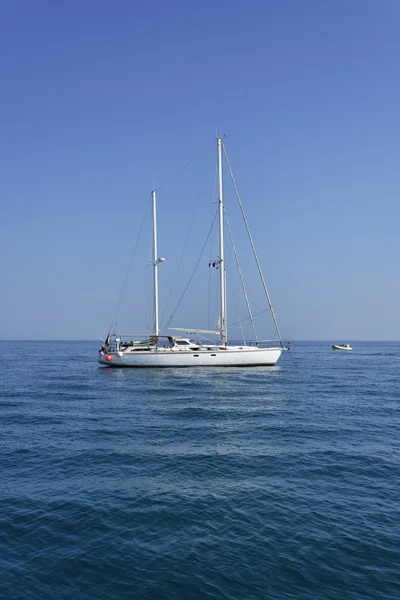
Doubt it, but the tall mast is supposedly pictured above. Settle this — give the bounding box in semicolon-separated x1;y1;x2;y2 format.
217;138;227;345
152;189;159;337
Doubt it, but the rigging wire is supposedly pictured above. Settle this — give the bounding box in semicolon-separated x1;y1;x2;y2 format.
224;207;259;344
154;139;215;193
229;308;269;328
164;208;219;332
226;276;246;345
108;194;152;333
223;143;284;347
154;157;197;192
160;174;208;331
229;308;292;358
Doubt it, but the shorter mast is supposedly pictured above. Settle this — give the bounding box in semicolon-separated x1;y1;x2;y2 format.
217;138;227;345
152;190;159;337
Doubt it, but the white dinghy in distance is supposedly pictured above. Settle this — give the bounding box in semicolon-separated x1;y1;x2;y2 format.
98;138;288;368
332;344;352;351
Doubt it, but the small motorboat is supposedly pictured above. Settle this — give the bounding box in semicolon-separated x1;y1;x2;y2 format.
332;344;352;351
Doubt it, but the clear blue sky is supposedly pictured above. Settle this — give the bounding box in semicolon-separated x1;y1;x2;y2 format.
1;0;399;340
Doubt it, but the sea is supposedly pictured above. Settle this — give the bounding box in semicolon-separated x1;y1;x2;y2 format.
1;340;399;600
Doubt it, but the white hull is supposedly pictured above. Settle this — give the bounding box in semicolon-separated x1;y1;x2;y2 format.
332;344;352;351
99;346;282;368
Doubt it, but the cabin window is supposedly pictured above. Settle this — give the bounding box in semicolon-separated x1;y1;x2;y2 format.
194;355;199;357
175;340;189;346
131;348;150;352
211;354;216;357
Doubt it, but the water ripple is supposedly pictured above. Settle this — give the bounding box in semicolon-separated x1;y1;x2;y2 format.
1;341;400;599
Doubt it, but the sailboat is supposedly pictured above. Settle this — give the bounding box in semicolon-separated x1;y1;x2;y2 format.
98;138;288;367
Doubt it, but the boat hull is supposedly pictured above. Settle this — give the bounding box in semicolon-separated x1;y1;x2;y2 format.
99;347;282;368
332;345;352;350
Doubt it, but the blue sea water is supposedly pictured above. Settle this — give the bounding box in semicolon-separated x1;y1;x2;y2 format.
1;340;399;600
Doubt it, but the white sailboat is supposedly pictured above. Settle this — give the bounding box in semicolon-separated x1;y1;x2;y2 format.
98;138;288;367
